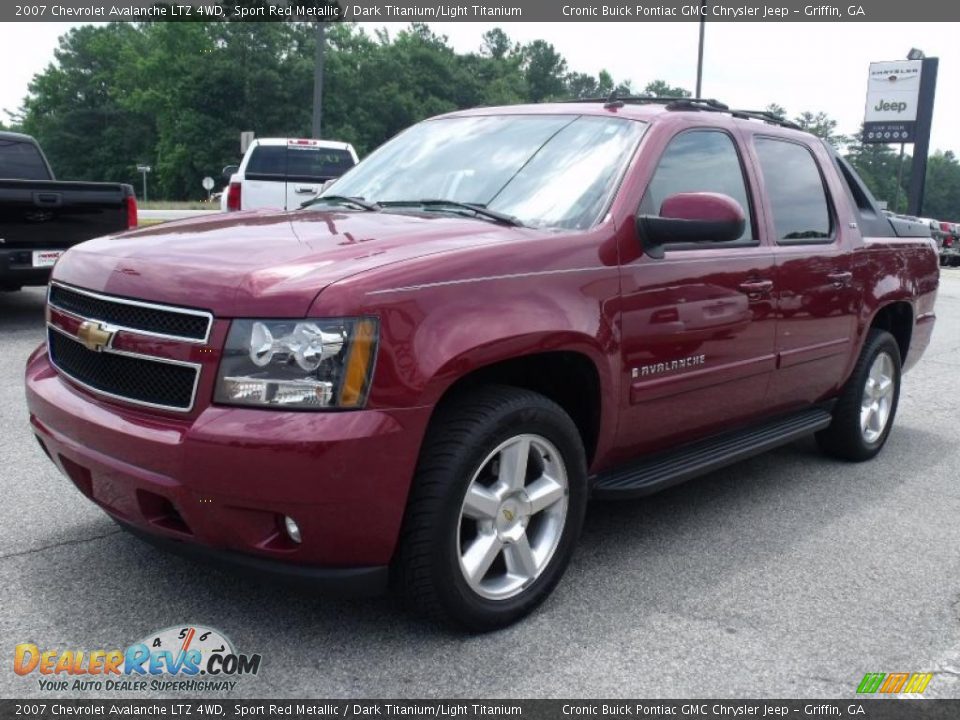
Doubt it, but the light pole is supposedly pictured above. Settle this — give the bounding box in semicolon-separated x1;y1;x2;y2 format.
695;0;707;97
311;21;326;139
136;164;152;203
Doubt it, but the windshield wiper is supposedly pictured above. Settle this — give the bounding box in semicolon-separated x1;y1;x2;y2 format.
300;195;381;211
380;199;524;227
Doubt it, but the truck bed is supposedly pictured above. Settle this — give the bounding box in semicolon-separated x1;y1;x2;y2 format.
0;178;134;289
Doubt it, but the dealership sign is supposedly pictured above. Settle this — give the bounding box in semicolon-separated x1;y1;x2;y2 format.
863;60;922;142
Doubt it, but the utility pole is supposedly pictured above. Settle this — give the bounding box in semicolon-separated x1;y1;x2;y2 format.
696;1;707;97
311;21;326;139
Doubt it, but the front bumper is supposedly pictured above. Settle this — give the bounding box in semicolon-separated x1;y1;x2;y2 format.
114;519;388;595
25;345;432;587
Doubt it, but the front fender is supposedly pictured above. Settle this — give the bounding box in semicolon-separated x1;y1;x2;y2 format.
372;280;619;407
308;227;624;460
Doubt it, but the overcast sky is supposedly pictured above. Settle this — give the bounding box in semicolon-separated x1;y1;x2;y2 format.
1;21;958;153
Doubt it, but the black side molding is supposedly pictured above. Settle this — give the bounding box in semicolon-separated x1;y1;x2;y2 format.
592;407;833;499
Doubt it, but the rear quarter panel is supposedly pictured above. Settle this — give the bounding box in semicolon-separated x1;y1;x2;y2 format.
852;236;939;374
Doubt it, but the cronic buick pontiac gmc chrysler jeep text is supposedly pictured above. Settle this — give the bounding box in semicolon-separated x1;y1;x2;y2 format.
25;98;939;630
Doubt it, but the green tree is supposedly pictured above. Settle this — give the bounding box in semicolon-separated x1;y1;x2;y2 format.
520;40;567;102
845;133;910;213
480;28;512;60
792;111;850;148
15;22;635;199
920;150;960;220
20;24;154;187
643;80;691;98
765;103;787;120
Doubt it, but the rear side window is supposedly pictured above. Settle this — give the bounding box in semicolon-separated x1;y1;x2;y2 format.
754;138;832;242
246;146;355;182
0;139;50;180
641;130;754;242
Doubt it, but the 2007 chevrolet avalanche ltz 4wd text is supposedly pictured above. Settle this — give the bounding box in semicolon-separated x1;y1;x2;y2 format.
25;98;939;630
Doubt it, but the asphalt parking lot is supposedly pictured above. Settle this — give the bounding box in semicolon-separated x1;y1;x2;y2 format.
2;271;959;700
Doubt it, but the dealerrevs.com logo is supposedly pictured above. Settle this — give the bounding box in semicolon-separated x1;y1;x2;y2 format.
14;625;261;693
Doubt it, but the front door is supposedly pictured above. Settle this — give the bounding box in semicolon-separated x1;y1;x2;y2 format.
617;128;777;459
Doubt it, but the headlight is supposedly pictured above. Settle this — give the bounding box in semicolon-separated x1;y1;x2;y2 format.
214;318;378;409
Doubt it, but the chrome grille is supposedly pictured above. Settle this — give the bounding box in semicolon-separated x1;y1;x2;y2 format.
48;328;199;412
49;283;211;342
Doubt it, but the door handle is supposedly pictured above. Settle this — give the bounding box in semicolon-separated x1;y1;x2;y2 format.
738;279;773;299
33;192;62;207
294;185;318;194
827;271;853;288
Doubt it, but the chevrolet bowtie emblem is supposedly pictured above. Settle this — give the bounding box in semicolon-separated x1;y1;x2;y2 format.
502;508;515;522
76;321;114;352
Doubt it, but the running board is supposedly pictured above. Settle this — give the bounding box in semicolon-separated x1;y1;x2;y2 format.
592;407;833;499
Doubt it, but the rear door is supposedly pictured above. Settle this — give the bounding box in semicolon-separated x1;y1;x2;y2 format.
282;142;356;210
747;135;858;408
617;127;778;456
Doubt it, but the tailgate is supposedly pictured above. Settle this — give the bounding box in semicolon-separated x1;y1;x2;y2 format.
283;143;355;210
0;179;131;250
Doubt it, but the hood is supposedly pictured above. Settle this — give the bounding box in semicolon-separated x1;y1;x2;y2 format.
52;208;524;317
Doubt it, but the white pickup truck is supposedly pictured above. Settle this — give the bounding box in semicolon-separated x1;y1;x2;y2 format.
221;138;358;212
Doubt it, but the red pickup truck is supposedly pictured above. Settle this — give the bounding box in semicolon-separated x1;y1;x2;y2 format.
25;98;939;630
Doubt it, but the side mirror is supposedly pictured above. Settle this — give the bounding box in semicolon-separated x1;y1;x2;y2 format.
637;192;746;259
222;165;239;182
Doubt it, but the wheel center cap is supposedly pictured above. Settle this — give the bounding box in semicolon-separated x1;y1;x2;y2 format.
495;498;527;541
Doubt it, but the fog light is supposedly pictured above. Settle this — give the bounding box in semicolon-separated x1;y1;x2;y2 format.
283;515;302;544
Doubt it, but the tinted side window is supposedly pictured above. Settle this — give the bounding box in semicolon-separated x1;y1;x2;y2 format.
0;139;50;180
642;130;753;242
754;138;831;242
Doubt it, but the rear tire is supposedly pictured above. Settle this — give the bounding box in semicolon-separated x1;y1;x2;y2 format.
396;385;587;631
816;329;901;462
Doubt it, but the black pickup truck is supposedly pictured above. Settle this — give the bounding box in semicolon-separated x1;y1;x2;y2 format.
0;131;137;291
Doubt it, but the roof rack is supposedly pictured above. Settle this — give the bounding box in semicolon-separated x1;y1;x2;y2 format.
729;109;802;130
569;94;729;111
566;93;802;130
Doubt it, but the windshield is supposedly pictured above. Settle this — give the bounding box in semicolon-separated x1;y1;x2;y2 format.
323;114;647;230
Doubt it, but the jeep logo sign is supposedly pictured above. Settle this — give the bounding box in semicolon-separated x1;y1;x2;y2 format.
863;59;922;143
873;100;908;114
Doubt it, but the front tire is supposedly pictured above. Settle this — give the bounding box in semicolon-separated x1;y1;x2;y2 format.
396;386;587;631
816;329;901;461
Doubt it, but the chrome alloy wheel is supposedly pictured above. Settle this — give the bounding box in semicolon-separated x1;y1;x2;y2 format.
456;434;569;601
861;351;896;444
